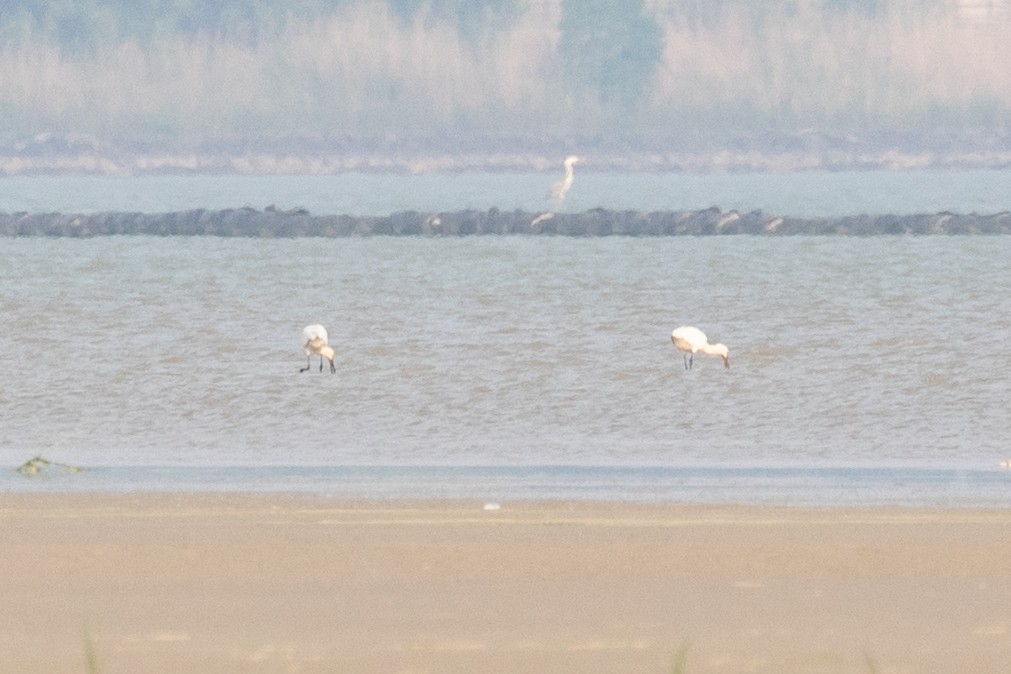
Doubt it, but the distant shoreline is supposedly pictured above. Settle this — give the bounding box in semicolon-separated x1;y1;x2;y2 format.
3;207;1010;236
3;148;1011;176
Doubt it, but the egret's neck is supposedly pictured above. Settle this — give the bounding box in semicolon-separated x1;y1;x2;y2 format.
701;342;730;368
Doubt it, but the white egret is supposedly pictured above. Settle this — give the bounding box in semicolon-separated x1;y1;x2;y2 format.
301;324;336;373
671;326;730;370
529;211;555;229
549;155;579;203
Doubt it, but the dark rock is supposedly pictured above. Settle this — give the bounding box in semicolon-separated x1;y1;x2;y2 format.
3;207;1011;237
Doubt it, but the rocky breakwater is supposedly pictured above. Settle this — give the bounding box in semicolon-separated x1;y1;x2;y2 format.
2;206;1010;236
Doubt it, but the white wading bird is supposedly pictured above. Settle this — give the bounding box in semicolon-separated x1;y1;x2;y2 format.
301;324;336;373
671;326;730;370
549;155;579;203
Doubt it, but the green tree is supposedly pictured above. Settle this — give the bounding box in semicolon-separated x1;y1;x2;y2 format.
558;0;663;116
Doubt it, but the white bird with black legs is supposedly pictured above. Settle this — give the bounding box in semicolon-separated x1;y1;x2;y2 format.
301;324;336;373
671;326;730;370
549;155;579;204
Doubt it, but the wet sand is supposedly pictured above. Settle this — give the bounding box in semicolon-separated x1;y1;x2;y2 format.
2;494;1011;673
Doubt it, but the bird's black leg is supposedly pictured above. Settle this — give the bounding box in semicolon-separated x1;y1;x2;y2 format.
318;356;324;372
689;353;694;370
683;353;689;370
300;356;311;373
329;360;336;374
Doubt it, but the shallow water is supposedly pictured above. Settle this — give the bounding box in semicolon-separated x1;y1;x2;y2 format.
4;169;1011;504
3;168;1011;216
2;235;1011;504
3;464;1008;507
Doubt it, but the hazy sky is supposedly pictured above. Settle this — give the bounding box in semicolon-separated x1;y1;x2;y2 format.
1;0;1010;161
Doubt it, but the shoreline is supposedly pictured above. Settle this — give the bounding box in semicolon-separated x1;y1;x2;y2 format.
4;493;1011;673
3;147;1011;176
7;462;1010;509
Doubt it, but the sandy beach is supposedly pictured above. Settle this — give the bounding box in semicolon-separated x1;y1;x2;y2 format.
2;494;1011;674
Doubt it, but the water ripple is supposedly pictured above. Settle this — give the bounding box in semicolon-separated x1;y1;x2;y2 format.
1;236;1010;475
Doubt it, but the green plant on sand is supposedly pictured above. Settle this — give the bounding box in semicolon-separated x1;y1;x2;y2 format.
16;455;85;476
